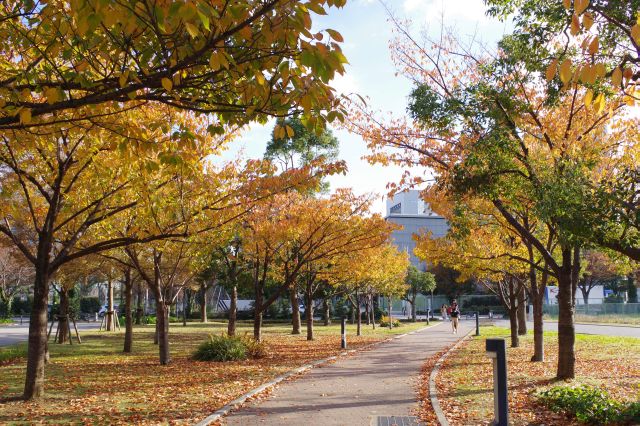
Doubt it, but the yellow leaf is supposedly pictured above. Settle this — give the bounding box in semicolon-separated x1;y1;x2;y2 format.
582;12;594;30
631;24;640;45
623;67;633;81
19;108;31;124
44;87;58;104
593;93;605;114
255;72;265;85
545;59;558;81
563;0;571;10
559;59;573;84
209;53;221;71
588;36;599;55
574;0;589;15
584;89;593;106
185;22;199;39
161;77;173;91
285;125;294;138
326;29;344;42
571;14;580;35
611;67;622;86
119;70;129;88
594;62;606;78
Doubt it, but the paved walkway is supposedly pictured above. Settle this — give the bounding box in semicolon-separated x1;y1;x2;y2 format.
224;321;472;426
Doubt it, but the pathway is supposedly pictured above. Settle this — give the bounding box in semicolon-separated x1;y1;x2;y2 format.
224;320;472;426
0;321;101;347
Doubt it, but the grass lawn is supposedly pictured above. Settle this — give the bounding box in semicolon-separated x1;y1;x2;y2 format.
432;326;640;425
0;319;428;425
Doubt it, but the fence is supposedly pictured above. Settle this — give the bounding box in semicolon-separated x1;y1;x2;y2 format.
543;303;640;317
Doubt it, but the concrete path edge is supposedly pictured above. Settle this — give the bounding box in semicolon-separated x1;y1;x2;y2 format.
193;326;432;426
428;329;474;426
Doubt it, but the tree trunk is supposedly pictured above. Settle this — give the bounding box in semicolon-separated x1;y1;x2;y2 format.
156;302;170;365
123;271;133;353
323;298;331;326
305;291;314;341
200;282;207;323
387;296;393;329
410;294;417;322
508;308;519;348
532;297;544;362
106;280;114;331
57;287;70;344
356;293;362;336
517;288;527;336
365;298;370;325
556;247;578;380
289;285;301;335
227;285;237;337
580;287;590;305
23;267;50;400
135;283;143;325
253;278;264;342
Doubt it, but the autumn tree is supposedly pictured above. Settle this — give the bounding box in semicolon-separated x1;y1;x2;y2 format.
0;0;349;131
0;106;220;399
330;244;409;335
349;17;638;377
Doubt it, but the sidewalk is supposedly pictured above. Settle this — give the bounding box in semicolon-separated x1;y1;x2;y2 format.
224;321;472;426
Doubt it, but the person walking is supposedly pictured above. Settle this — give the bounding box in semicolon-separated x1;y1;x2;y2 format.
440;304;448;321
450;300;460;334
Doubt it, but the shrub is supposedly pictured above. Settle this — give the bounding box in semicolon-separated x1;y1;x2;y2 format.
537;385;635;425
240;334;268;358
193;334;247;362
379;315;401;328
80;297;101;314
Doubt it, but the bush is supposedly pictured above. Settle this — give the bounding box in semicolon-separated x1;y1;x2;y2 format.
537;385;636;425
11;297;31;315
240;335;268;358
80;297;101;314
193;334;247;361
379;315;401;328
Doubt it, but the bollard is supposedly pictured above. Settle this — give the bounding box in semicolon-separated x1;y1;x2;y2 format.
341;317;347;349
475;311;480;336
486;338;508;426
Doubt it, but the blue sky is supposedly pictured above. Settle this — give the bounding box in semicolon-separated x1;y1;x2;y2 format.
223;0;512;214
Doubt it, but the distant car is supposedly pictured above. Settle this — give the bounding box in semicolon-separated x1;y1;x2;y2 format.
98;304;119;317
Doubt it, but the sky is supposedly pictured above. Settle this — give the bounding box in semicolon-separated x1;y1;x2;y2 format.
222;0;513;214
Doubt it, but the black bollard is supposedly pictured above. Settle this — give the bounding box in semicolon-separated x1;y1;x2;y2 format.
475;311;480;336
486;338;508;426
341;317;347;349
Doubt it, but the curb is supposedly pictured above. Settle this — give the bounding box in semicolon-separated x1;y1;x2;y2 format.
429;328;474;426
194;324;433;426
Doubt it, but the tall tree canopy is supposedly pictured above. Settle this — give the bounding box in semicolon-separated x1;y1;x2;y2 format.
0;0;348;131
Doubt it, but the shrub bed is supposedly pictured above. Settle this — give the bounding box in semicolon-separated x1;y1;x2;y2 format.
537;385;640;425
193;334;267;362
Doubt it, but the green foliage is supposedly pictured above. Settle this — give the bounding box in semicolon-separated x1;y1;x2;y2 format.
193;333;269;362
0;345;26;365
0;317;13;324
265;117;339;193
80;297;101;314
193;334;247;362
537;385;638;425
379;316;400;328
405;265;436;295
